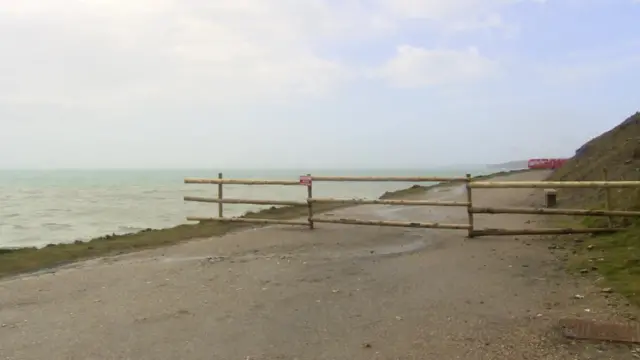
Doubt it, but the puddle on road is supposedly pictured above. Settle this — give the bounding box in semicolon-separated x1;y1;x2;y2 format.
158;239;429;265
371;206;455;223
368;239;427;256
159;255;226;263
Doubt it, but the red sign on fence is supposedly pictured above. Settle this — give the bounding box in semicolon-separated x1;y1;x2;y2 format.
299;175;312;185
527;158;568;169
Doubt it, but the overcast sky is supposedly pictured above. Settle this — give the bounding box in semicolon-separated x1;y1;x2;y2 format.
0;0;639;169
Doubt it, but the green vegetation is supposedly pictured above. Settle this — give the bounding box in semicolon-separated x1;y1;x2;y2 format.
565;224;640;305
548;112;640;305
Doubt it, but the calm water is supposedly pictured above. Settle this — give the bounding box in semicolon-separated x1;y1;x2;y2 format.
0;168;493;248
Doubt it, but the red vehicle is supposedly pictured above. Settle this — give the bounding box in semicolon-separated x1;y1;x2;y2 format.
527;158;568;169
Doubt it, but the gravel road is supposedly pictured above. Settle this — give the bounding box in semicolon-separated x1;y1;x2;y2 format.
1;170;638;359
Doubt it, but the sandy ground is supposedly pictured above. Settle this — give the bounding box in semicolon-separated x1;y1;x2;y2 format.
1;170;639;359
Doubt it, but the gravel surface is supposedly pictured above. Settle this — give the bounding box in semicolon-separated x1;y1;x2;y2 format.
1;170;638;359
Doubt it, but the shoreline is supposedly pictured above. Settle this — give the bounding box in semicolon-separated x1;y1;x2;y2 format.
0;169;531;279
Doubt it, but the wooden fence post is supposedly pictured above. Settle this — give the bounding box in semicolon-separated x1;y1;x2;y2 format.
218;172;223;218
466;173;474;238
307;173;314;229
603;168;612;227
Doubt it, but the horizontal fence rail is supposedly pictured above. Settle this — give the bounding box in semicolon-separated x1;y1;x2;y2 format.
311;217;471;230
184;196;306;207
186;216;309;226
309;197;469;207
470;180;640;189
183;170;640;238
471;206;640;217
471;227;620;237
185;178;300;186
310;175;467;182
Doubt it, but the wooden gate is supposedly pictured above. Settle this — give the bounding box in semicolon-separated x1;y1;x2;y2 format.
184;173;472;234
184;172;640;238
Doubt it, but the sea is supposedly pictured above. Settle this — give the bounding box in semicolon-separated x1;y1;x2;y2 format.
0;167;499;248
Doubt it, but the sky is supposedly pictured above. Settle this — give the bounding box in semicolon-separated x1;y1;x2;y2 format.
0;0;639;169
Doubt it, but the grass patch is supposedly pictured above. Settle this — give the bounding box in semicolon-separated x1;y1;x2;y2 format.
565;224;640;306
551;200;640;305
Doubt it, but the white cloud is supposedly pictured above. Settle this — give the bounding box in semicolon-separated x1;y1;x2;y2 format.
0;0;359;107
379;0;509;19
0;0;530;107
537;55;640;85
375;0;535;32
373;45;497;88
532;39;640;85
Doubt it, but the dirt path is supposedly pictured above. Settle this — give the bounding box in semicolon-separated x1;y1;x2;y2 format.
0;170;637;359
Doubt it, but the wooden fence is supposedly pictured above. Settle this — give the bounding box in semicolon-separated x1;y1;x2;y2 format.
184;173;471;232
184;172;640;238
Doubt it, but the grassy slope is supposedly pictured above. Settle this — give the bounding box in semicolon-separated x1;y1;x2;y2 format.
547;111;640;305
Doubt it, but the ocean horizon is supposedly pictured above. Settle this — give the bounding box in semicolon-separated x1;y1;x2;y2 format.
0;166;506;248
